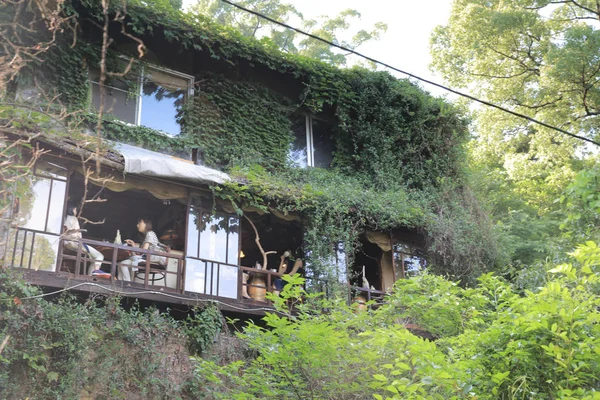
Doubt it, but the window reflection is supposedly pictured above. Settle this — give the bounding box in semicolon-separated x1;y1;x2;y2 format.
185;196;241;296
48;180;66;234
287;115;334;168
217;265;237;298
90;66;191;136
227;217;239;265
183;258;237;298
34;159;68;179
7;229;59;271
16;177;66;234
393;243;426;279
140;72;186;135
312;119;334;168
199;215;227;262
289;115;308;168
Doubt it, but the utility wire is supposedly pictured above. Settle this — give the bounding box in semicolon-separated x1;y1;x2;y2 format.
4;281;287;314
220;0;600;147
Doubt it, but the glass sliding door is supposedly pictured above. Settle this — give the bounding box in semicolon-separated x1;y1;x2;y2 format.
184;195;240;298
6;159;68;271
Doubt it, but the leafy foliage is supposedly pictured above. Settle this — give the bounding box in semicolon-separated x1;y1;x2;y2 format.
0;269;222;399
189;0;387;67
5;0;505;282
190;243;600;399
430;0;600;266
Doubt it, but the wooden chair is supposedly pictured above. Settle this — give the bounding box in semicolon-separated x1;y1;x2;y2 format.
134;261;167;287
60;248;92;275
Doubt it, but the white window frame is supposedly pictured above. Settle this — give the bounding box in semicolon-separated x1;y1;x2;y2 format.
89;62;194;136
305;115;316;167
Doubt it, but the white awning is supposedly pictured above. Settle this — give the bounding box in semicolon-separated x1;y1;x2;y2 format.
115;143;230;185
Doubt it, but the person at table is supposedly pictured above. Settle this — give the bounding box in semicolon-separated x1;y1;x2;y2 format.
63;202;105;276
120;217;167;282
273;252;303;294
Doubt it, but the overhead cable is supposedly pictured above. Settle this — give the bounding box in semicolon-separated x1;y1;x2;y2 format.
220;0;600;147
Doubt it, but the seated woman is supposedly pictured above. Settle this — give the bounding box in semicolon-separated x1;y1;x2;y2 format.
120;217;167;282
63;202;105;275
273;252;303;294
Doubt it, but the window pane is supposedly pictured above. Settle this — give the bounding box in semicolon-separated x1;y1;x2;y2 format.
7;229;59;271
227;217;239;265
90;80;137;124
335;242;347;284
16;178;51;232
47;180;66;234
35;159;68;180
216;264;238;298
312;119;334;168
139;69;187;136
184;257;207;293
199;214;228;263
186;203;200;258
288;115;308;168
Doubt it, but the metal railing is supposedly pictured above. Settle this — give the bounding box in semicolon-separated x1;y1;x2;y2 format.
7;227;287;303
349;285;387;308
57;236;185;292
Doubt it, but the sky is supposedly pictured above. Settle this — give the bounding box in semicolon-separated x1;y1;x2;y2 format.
183;0;454;97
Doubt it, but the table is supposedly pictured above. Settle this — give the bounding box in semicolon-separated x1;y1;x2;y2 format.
97;245;132;262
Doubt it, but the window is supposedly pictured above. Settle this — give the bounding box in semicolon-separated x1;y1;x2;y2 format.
7;158;68;271
393;242;426;279
184;195;240;298
289;115;334;168
90;65;193;136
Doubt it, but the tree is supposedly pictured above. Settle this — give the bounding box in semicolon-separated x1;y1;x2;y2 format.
432;0;600;144
431;0;600;263
189;0;387;66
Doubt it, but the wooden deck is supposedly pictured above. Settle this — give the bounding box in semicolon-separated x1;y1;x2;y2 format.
20;269;280;316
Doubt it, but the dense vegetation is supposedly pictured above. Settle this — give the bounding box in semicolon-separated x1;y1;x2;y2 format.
3;0;505;282
2;0;600;398
2;244;599;399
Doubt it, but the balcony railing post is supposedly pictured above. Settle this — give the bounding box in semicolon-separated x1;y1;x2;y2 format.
143;256;150;288
75;240;83;276
11;229;20;268
56;237;64;275
19;230;28;268
216;262;220;297
203;261;208;295
111;247;118;282
176;258;181;292
237;267;243;300
27;232;36;270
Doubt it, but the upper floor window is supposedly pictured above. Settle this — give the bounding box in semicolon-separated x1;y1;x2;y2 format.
289;115;334;168
90;65;193;136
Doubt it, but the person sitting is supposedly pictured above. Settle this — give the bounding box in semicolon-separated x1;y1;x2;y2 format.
120;217;168;282
273;252;303;294
63;202;104;276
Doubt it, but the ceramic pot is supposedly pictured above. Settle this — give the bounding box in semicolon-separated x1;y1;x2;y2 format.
248;274;267;301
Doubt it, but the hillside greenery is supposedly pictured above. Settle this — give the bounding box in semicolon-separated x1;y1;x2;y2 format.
2;0;600;398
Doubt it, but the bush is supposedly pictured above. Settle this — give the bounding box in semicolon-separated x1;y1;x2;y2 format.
189;243;600;399
0;269;220;399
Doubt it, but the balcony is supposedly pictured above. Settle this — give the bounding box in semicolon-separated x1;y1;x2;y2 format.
7;226;285;315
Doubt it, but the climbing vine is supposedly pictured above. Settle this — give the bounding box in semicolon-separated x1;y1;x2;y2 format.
4;0;506;283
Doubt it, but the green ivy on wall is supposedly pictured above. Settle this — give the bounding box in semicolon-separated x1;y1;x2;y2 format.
4;0;507;283
180;72;294;169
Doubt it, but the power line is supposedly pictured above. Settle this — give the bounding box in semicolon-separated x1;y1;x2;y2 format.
220;0;600;147
5;281;286;314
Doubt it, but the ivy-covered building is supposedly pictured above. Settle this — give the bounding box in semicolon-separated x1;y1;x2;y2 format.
1;0;501;314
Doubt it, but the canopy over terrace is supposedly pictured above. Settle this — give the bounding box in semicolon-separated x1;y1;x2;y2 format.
114;143;230;186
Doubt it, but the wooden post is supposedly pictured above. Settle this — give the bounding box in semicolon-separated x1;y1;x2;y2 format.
111;246;117;282
75;240;82;276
